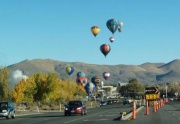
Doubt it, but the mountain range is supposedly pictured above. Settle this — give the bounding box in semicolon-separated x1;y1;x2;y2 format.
7;59;180;86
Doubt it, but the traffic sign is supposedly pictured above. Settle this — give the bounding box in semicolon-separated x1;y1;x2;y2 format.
145;86;159;94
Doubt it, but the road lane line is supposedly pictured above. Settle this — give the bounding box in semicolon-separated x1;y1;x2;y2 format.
63;109;116;123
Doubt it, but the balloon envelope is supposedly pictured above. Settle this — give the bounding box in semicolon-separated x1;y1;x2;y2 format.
91;76;101;86
91;26;100;37
77;72;85;77
103;72;110;81
106;19;120;34
66;66;74;76
109;37;115;43
118;28;122;32
100;44;111;57
76;77;87;86
85;82;95;95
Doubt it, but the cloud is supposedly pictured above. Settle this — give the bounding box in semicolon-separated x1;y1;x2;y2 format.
10;70;28;85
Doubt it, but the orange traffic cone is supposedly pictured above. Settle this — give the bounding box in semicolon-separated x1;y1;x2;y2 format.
132;101;136;119
156;101;159;110
153;100;156;112
145;100;149;115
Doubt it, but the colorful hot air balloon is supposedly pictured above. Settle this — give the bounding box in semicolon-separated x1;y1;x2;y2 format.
76;77;87;87
109;37;115;43
66;66;74;76
103;72;110;81
85;82;95;95
100;44;111;57
106;19;120;35
77;72;85;77
91;76;101;86
91;26;100;37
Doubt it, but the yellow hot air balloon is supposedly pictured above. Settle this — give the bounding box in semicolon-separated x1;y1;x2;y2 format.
91;26;100;37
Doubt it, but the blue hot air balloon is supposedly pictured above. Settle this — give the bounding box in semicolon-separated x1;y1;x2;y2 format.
106;19;120;35
77;72;85;77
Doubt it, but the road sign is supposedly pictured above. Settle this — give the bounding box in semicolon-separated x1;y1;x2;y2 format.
145;86;159;94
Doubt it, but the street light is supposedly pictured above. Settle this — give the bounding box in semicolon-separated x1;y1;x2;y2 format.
165;83;168;98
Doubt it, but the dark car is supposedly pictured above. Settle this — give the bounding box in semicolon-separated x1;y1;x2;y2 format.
123;98;133;105
0;101;15;119
100;101;108;107
64;100;87;116
107;100;113;105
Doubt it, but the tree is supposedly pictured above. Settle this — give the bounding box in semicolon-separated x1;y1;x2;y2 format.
12;72;86;103
0;67;10;100
119;78;144;98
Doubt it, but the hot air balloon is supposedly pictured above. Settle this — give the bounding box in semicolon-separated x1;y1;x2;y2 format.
91;76;101;86
66;66;74;76
85;82;95;95
118;22;123;32
109;37;115;43
118;28;122;32
91;26;100;37
103;72;110;81
76;77;87;87
77;72;85;77
100;44;111;57
106;19;120;35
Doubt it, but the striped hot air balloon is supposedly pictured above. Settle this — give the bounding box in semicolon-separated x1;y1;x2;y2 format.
100;44;111;57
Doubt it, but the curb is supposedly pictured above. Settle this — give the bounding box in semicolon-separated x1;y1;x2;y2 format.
121;106;144;120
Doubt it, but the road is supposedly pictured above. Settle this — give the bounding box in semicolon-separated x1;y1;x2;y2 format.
0;101;179;124
0;103;132;124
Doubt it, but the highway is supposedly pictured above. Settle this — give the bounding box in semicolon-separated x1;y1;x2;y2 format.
0;101;179;124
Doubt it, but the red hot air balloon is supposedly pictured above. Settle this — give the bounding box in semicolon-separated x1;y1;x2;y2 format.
76;77;88;87
100;44;111;57
103;72;110;81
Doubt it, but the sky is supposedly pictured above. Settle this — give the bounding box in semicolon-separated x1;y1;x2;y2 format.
0;0;180;66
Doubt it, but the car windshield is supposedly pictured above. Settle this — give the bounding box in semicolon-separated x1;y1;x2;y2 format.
0;102;8;108
68;101;82;106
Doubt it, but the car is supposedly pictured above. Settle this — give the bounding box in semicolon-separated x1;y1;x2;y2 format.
0;101;15;119
169;98;174;101
64;100;87;116
100;101;108;107
107;100;113;105
123;98;133;105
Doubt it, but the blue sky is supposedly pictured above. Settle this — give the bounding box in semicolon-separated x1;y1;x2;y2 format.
0;0;180;66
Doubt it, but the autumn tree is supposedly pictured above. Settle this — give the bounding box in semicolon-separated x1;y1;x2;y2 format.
12;79;27;103
12;73;86;103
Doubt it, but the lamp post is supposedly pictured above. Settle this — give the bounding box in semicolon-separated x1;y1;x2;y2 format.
165;83;168;98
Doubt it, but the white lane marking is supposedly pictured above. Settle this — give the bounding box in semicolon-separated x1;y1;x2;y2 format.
63;109;115;123
99;119;109;120
83;119;109;122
